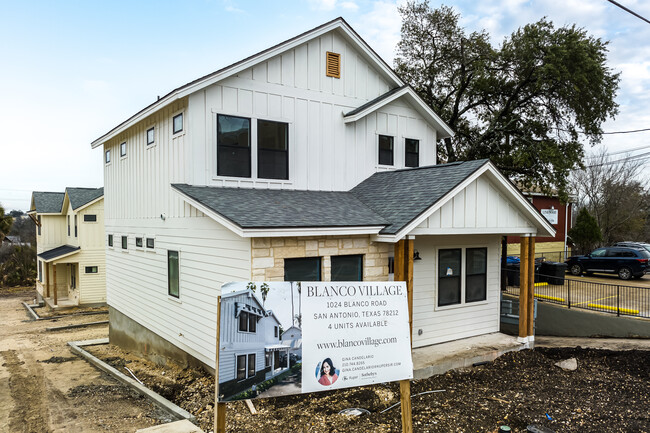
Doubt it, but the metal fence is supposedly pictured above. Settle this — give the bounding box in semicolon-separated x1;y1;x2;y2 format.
504;270;650;319
507;250;570;263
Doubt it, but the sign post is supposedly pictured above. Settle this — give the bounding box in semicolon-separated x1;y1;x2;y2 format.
395;238;414;433
214;296;226;433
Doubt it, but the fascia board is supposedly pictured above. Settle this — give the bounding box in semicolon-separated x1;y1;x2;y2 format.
92;19;403;149
344;87;454;138
240;226;384;238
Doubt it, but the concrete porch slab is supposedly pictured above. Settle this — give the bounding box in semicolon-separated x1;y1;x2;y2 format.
412;332;527;380
136;420;204;433
42;296;77;310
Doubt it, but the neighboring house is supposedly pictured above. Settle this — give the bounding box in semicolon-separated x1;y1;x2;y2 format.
91;18;554;372
28;188;105;308
219;289;289;399
280;326;302;359
508;192;574;262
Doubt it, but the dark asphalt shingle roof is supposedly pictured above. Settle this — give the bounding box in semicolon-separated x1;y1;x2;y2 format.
31;192;65;214
172;160;489;235
172;185;389;229
37;245;81;261
351;159;489;234
66;187;104;210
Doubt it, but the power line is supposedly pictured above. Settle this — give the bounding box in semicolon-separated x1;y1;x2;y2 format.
585;144;650;159
606;0;650;25
602;127;650;134
586;151;650;168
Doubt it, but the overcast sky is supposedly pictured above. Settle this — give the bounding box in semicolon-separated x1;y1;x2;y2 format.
2;0;649;211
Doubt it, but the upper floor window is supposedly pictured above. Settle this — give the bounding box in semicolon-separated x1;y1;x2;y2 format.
37;216;41;235
146;237;155;249
67;215;70;236
217;114;251;178
121;236;128;249
238;311;257;333
74;215;77;237
85;266;98;274
105;149;111;164
108;234;113;247
84;214;97;222
136;237;143;248
258;120;288;180
173;113;183;134
147;127;155;145
405;138;419;168
168;250;179;298
378;135;394;166
120;142;126;157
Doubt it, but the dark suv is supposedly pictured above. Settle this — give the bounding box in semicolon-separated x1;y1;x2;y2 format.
566;246;650;280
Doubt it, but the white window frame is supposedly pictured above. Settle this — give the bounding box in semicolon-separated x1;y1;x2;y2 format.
105;149;111;165
172;110;185;136
135;235;145;250
146;126;155;146
377;133;395;167
145;235;156;252
237;309;258;334
434;245;490;311
107;234;114;249
167;249;181;300
235;353;256;381
211;110;294;185
120;141;127;158
403;135;423;168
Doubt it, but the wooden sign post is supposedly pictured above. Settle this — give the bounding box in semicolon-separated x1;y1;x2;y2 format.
214;296;226;433
395;237;414;433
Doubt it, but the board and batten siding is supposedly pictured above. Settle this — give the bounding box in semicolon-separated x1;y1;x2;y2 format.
106;216;251;368
36;216;66;253
411;176;538;235
411;235;502;348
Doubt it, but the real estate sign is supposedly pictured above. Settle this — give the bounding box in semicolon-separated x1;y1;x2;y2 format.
217;281;413;401
301;282;413;393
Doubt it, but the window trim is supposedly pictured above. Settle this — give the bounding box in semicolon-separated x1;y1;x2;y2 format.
121;235;128;250
120;141;127;158
404;137;420;168
172;112;184;135
105;149;111;164
107;234;113;248
168;250;180;298
236;353;257;381
237;310;258;334
434;245;490;311
83;214;97;222
146;237;155;250
135;236;144;249
146;126;155;146
378;134;395;166
85;266;98;274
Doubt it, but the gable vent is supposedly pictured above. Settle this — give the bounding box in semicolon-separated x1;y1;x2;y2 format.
326;51;341;78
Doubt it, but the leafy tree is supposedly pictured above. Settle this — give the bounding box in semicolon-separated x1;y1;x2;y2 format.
8;213;36;246
568;207;602;254
0;205;13;244
395;2;620;200
0;245;36;287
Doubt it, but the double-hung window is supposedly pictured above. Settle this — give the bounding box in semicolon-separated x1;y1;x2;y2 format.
437;247;488;307
257;120;288;180
238;311;257;333
378;135;394;166
405;138;419;168
236;354;256;380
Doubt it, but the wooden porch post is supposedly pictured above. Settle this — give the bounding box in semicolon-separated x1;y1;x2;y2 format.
395;237;414;433
53;263;58;306
45;262;50;298
518;236;529;339
527;237;536;339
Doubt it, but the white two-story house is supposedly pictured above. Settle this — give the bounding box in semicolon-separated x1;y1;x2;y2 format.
91;18;554;372
29;188;105;308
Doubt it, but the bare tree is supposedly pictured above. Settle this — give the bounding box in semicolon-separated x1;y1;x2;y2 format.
571;147;649;245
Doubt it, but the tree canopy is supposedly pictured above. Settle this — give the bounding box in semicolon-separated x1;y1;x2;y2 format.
395;2;620;200
569;207;602;254
0;205;13;243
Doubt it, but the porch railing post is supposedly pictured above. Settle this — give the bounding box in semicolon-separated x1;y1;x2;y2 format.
567;278;571;309
617;285;620;317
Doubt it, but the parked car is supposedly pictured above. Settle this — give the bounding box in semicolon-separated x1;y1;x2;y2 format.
613;241;650;254
565;246;650;280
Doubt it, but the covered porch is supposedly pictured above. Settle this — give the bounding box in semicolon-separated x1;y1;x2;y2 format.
36;245;81;309
264;344;291;379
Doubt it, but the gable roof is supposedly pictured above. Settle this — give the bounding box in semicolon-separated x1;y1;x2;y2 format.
91;17;408;149
344;86;454;139
66;187;104;210
30;192;65;214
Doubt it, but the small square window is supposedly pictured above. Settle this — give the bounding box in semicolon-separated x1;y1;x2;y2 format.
108;234;113;247
378;135;394;166
105;150;111;164
84;214;97;222
173;113;183;134
146;238;155;249
147;127;155;145
120;142;126;157
121;236;128;249
85;266;98;274
136;237;143;248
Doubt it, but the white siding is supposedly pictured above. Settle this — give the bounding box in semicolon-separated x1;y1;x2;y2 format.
412;176;538;235
411;235;501;348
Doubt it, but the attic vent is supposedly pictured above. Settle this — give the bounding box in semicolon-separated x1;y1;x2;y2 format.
326;51;341;78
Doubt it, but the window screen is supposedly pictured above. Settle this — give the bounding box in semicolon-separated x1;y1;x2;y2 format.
331;255;363;281
438;249;461;306
284;257;321;281
217;114;251;178
258;120;288;180
466;248;487;302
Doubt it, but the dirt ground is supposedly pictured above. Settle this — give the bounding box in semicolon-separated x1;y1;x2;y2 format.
2;287;650;433
0;288;170;433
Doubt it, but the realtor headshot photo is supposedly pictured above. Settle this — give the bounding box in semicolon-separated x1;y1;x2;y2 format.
317;357;339;386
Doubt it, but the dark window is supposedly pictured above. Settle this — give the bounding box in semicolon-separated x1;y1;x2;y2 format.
236;355;246;380
38;261;42;282
74;215;77;237
217;114;251;178
120;142;126;157
85;266;98;274
146;238;154;249
284;257;321;281
239;312;249;332
405;138;419;167
388;256;395;274
438;249;461;306
258;120;288;180
378;135;394;165
466;248;487;302
37;216;41;235
105;150;111;164
248;313;257;333
247;354;256;378
84;214;97;222
136;237;143;248
108;234;113;247
265;352;271;367
274;326;278;338
173;113;183;134
168;250;179;298
147;127;155;145
331;255;363;281
71;265;76;289
121;236;128;249
67;216;70;236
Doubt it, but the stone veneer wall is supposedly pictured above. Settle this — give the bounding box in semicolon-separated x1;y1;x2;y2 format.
251;235;390;281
